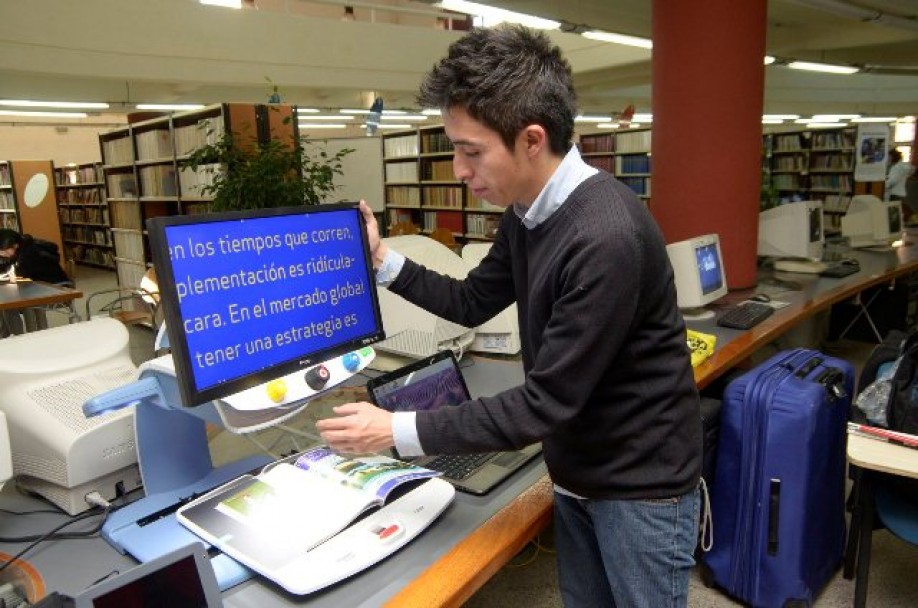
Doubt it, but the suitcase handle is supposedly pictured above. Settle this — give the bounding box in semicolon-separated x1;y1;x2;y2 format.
768;478;781;555
793;357;823;378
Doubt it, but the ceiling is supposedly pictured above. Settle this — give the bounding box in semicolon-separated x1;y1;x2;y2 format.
1;0;917;127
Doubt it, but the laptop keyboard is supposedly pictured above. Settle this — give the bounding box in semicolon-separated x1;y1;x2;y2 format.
426;452;496;481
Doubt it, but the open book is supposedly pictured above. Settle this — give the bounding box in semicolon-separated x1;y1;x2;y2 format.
177;447;442;574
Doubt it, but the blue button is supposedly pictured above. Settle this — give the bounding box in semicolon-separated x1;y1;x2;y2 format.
342;352;361;372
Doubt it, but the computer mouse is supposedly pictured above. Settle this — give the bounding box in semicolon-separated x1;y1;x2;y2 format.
840;258;860;267
750;294;771;303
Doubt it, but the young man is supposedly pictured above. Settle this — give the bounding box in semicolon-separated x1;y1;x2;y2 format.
317;25;702;607
0;228;70;284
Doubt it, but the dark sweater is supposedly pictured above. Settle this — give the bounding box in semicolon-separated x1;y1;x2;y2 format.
15;236;69;284
390;172;702;499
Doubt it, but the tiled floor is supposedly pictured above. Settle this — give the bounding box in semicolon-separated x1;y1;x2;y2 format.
66;264;918;607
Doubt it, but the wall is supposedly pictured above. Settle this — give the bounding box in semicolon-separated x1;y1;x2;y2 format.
0;124;106;165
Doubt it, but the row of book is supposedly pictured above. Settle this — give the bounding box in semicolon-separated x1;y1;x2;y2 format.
174;117;225;157
580;135;615;154
139;165;178;198
0;164;10;186
386;186;421;207
811;174;853;191
110;200;143;230
423;186;463;208
385;161;419;183
420;131;452;154
135;129;174;161
58;188;101;204
69;245;115;268
617;155;652;174
107;174;138;198
383;134;419;158
620;176;651;197
56;165;102;185
616;130;652;154
63;225;112;246
584;156;614;173
809;152;854;171
0;191;14;209
112;229;145;263
772;155;808;172
179;164;220;198
60;206;109;225
102;137;134;166
812;130;856;150
0;214;19;230
422;210;462;233
421;159;454;181
465;212;501;238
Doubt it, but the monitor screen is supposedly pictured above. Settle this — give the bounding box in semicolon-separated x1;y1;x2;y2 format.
695;242;724;296
148;204;385;406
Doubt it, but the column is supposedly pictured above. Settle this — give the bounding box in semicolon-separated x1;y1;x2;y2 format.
651;0;767;289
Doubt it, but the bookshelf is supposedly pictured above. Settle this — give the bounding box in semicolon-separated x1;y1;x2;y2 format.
0;159;65;259
578;128;653;201
99;103;296;287
381;125;504;241
55;163;114;270
762;126;860;236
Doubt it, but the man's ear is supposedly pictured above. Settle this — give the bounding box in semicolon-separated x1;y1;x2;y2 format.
521;124;548;159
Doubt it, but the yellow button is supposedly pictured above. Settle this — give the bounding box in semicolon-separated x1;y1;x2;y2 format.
266;379;287;403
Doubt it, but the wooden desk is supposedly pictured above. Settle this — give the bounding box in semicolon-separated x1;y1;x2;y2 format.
844;434;918;608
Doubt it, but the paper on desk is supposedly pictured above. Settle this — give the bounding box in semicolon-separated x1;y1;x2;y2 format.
741;299;790;310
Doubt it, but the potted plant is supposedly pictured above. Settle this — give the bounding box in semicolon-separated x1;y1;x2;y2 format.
184;111;353;211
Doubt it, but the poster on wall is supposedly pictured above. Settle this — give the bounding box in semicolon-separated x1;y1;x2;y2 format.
854;123;890;182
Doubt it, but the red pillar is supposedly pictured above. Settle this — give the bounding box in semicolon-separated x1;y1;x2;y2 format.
651;0;767;289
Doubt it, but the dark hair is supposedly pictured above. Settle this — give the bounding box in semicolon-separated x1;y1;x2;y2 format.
890;149;903;163
0;229;22;250
417;24;577;155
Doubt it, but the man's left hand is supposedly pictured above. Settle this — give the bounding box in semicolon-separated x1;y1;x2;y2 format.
316;401;395;454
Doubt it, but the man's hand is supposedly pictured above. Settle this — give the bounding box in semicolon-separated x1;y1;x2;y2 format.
316;401;395;454
359;200;388;269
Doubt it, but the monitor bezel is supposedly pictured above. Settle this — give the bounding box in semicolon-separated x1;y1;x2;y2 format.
147;203;385;407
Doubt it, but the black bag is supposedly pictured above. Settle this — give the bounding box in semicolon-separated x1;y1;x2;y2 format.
886;331;918;434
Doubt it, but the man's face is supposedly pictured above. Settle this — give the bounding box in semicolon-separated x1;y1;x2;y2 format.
0;245;16;261
442;106;536;208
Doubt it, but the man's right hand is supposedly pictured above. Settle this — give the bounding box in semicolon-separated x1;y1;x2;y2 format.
359;200;388;269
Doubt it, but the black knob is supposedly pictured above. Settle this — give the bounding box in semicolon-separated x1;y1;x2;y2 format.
304;364;330;390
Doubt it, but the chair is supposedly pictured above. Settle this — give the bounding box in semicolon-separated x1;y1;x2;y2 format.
388;221;420;236
85;267;160;331
428;227;459;252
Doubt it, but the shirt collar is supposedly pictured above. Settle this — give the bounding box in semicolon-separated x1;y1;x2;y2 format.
514;146;599;229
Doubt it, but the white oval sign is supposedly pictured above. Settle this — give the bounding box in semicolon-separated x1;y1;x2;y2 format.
23;173;50;208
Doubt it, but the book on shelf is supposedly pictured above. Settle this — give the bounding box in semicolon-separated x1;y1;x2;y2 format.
177;447;440;571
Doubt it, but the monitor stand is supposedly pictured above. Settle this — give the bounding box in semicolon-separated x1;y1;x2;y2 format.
82;348;377;591
680;307;716;321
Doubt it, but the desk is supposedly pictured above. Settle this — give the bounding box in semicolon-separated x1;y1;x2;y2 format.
843;434;918;608
4;241;918;606
0;281;82;332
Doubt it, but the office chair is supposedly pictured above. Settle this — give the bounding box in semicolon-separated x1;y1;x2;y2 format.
428;227;460;253
85;267;160;332
37;257;81;326
388;221;420;236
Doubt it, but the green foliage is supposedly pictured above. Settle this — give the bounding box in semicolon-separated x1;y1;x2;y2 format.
183;116;353;211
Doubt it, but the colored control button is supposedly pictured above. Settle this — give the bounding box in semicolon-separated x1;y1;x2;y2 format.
377;524;402;541
265;379;287;403
342;352;361;372
304;364;330;390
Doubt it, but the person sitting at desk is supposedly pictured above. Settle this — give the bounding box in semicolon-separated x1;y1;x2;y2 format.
0;228;70;337
318;25;703;608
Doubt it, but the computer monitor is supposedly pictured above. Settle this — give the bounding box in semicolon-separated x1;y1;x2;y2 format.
460;242;521;356
371;235;476;369
147;204;385;407
841;195;904;248
665;233;728;320
758;200;824;261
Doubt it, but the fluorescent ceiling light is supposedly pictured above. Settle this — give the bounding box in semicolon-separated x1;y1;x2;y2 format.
383;110;407;115
764;56;775;65
298;124;348;129
298;115;355;121
596;123;621;129
199;0;242;8
381;115;427;121
0;99;109;109
851;117;896;123
632;113;653;122
762;119;785;124
340;109;370;114
0;110;88;118
422;109;441;116
812;114;860;121
763;114;800;120
367;123;413;130
297;108;320;114
806;122;847;128
787;61;859;75
576;115;612;123
582;30;652;49
436;1;560;30
136;103;206;111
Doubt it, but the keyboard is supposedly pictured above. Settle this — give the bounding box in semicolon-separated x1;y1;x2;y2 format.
425;452;495;481
716;302;775;330
819;263;860;278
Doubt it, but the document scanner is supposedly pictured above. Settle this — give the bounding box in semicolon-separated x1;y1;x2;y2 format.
83;346;454;593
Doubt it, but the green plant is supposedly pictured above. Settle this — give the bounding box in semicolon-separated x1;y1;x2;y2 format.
184;115;353;211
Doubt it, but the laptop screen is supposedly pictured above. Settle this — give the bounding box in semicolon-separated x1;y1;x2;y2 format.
368;351;470;413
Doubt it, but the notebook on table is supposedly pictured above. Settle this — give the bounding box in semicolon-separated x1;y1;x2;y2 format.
366;350;541;495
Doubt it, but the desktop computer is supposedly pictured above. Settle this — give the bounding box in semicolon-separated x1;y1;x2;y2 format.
841;195;904;249
665;233;728;319
0;318;141;514
460;242;521;356
758;201;826;273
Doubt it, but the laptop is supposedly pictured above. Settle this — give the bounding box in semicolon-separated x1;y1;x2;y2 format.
71;542;222;608
366;350;541;495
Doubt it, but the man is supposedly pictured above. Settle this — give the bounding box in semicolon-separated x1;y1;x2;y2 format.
317;24;702;607
0;228;70;284
886;149;915;221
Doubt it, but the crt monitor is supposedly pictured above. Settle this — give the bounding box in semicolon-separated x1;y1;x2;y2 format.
758;200;824;261
665;233;728;319
147;204;385;407
841;195;903;248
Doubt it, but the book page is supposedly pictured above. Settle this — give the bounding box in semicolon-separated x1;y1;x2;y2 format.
214;463;371;552
294;447;439;503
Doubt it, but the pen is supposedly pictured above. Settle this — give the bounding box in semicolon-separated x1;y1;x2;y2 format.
847;422;918;450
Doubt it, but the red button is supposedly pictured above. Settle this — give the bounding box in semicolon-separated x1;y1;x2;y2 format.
378;524;400;539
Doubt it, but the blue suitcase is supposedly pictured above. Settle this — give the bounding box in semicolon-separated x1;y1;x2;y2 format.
704;349;853;607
